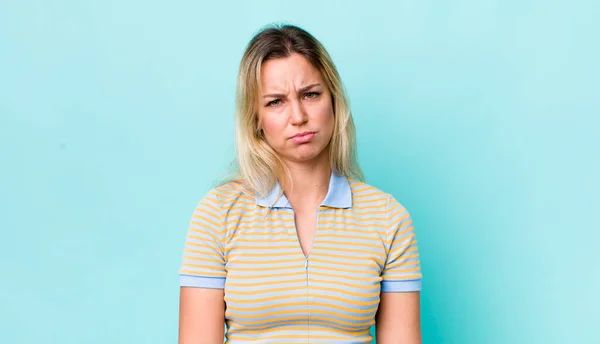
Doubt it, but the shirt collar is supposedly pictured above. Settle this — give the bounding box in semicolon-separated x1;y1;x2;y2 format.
256;170;352;209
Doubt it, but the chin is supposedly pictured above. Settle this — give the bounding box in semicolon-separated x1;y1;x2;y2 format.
286;146;328;163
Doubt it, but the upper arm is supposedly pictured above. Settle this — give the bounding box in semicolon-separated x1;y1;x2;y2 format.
178;189;227;343
376;194;423;343
380;194;422;292
179;287;225;344
375;292;421;343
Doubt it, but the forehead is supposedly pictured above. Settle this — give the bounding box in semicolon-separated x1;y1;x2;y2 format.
260;53;323;91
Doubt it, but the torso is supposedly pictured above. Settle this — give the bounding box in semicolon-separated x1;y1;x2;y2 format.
293;208;318;257
213;179;407;343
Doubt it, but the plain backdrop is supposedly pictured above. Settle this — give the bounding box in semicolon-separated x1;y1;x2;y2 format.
1;1;598;343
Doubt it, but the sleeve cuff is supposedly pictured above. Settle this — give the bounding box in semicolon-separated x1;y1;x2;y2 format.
180;274;226;289
381;279;422;292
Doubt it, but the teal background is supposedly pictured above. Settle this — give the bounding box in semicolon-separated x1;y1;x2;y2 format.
1;1;598;343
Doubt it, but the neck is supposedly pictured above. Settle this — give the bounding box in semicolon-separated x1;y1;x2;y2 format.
279;154;332;211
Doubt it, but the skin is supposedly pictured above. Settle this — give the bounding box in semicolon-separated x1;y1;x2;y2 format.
257;52;335;256
178;52;421;344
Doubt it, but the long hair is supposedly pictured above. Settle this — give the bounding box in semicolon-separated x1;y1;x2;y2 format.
219;23;364;198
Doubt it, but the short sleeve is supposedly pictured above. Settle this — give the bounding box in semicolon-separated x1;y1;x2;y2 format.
381;194;423;292
179;188;226;289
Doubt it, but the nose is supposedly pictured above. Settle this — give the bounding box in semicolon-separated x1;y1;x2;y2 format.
289;99;308;126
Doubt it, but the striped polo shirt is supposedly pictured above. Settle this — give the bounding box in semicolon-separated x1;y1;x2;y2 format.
179;171;423;343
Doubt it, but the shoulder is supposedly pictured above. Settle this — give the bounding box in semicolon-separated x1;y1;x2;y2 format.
348;178;409;214
348;178;393;204
201;180;255;210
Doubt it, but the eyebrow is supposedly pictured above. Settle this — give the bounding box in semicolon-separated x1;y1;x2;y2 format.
263;83;321;98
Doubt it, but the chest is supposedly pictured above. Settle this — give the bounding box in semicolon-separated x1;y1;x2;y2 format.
293;209;317;257
221;206;389;333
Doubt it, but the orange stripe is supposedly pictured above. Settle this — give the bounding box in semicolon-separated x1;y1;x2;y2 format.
197;201;220;215
228;314;374;328
190;214;221;230
310;257;381;268
381;272;422;280
225;270;304;280
227;318;366;332
187;227;221;244
225;277;306;288
226;301;378;314
226;307;374;321
226;326;370;336
310;270;382;283
179;269;225;277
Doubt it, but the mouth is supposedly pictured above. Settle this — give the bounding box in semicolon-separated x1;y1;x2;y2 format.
290;131;316;139
289;131;316;143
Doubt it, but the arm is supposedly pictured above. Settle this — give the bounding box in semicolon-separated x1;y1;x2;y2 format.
178;189;227;343
377;194;423;343
179;287;225;344
375;291;421;343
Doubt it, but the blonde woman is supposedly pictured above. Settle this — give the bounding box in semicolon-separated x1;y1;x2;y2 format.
178;24;423;344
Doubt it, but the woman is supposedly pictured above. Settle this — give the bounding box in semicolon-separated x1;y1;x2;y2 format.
179;24;423;343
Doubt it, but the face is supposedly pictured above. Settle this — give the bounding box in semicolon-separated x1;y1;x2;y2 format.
257;53;335;166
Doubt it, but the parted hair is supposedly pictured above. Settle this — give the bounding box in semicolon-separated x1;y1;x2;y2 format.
220;23;364;197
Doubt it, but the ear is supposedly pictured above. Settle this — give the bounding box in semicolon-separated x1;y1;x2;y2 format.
255;116;264;137
331;95;336;117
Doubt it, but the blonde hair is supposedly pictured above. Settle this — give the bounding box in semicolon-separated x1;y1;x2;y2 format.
219;23;364;197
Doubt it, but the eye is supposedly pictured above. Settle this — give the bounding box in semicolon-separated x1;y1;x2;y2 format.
266;99;281;107
304;92;320;99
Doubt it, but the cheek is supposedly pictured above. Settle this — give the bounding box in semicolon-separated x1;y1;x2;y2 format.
261;115;286;142
315;102;335;132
